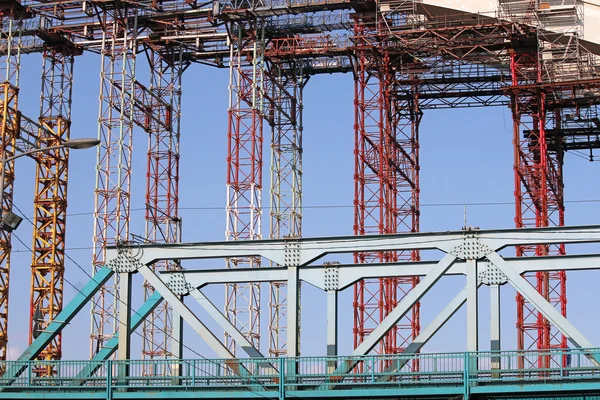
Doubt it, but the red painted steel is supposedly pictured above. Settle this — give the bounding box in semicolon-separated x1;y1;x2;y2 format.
352;17;420;358
142;46;185;364
509;49;567;369
225;22;264;352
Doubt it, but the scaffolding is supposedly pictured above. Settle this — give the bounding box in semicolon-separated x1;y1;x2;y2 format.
90;4;137;357
225;19;266;353
141;44;187;367
29;43;76;372
266;56;304;357
352;12;420;356
0;15;21;362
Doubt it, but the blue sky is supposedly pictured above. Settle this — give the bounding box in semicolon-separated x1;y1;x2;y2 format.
5;50;600;361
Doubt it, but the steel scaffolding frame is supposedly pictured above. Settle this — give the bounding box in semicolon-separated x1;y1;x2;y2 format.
90;3;137;357
352;15;420;356
29;45;76;371
266;57;304;357
509;48;567;369
225;19;266;352
498;0;588;367
0;15;21;362
141;44;187;367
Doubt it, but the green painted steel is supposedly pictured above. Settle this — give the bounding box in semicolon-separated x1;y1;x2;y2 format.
73;291;164;385
1;348;600;399
1;267;114;385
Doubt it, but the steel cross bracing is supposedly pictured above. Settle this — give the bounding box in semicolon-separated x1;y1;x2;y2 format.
0;5;79;364
266;57;304;357
141;44;188;367
352;13;421;357
28;42;78;374
0;15;21;363
225;18;266;354
499;0;594;368
90;3;137;358
508;47;567;369
8;225;600;390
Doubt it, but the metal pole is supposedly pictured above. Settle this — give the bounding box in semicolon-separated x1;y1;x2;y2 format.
466;259;478;378
467;259;478;352
490;284;501;371
326;290;338;374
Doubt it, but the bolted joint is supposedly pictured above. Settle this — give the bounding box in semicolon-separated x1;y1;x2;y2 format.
323;262;340;291
478;260;508;286
107;246;144;273
449;232;492;260
166;272;194;295
284;239;301;267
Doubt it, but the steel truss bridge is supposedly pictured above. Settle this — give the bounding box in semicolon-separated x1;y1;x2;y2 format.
3;226;600;399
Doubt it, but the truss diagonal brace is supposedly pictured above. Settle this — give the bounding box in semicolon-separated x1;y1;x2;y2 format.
486;252;599;363
1;267;114;384
378;286;471;381
322;253;457;385
136;265;256;379
73;291;164;385
190;289;277;372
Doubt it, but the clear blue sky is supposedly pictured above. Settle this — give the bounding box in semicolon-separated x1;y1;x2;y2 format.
5;50;600;361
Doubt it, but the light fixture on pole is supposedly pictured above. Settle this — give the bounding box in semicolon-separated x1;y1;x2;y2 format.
0;137;101;232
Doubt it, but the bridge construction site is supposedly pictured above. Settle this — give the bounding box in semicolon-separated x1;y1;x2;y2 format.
2;0;600;398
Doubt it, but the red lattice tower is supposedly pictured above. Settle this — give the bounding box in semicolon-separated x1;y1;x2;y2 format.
225;20;265;351
353;15;420;357
142;45;186;365
509;43;567;369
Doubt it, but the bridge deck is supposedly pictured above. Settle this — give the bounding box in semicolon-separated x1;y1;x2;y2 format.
2;349;600;399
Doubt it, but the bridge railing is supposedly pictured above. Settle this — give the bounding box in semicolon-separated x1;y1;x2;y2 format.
1;348;599;390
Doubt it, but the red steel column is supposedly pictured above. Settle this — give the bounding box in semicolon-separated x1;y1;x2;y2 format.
353;18;420;357
510;47;566;369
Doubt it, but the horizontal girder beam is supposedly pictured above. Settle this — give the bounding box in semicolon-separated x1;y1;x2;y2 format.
159;254;600;291
107;225;600;267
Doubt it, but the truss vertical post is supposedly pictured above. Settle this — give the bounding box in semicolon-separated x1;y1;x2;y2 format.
490;284;501;371
466;260;478;353
117;272;132;379
0;16;22;362
170;301;183;381
353;16;421;357
141;44;187;369
267;58;304;357
510;46;567;369
90;4;137;357
225;20;265;353
28;44;76;373
326;290;338;373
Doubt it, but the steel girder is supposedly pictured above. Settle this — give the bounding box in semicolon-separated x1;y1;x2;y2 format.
102;225;600;365
10;225;600;385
